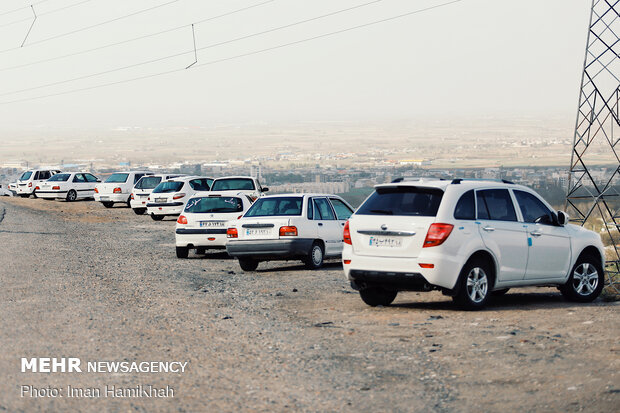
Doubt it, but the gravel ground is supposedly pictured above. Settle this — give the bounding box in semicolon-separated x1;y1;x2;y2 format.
0;197;618;412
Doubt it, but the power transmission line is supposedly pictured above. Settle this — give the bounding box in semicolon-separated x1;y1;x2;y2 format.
0;0;54;18
0;0;97;29
0;0;464;106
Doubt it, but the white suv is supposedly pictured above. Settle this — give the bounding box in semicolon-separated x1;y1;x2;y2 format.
343;178;606;309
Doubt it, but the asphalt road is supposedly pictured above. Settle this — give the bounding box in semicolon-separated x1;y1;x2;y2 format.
0;197;618;412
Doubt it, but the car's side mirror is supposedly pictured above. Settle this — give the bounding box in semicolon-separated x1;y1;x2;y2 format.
96;179;101;183
262;187;269;192
557;211;569;226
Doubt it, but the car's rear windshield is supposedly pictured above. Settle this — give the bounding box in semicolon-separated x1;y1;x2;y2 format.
48;174;70;182
153;181;184;193
245;197;302;217
105;173;129;183
19;171;32;181
211;178;255;191
135;176;162;190
357;186;444;216
185;196;243;213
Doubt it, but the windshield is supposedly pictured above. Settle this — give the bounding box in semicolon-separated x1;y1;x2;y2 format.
105;173;129;183
19;171;32;181
245;197;302;217
357;187;444;216
185;196;243;213
153;181;184;193
135;176;162;190
211;178;255;191
48;174;70;182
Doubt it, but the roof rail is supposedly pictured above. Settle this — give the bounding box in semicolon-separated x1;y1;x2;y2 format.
451;178;514;185
391;177;448;183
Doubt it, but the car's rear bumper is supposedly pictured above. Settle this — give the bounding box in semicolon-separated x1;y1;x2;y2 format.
95;193;128;203
130;198;149;209
226;238;314;260
175;229;228;248
16;186;33;195
147;202;184;216
36;190;67;199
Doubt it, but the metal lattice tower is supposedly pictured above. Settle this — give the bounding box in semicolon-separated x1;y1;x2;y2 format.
567;0;620;294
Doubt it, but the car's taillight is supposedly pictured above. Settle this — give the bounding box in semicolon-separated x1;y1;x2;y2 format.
227;228;238;238
130;193;134;200
423;223;454;248
237;215;243;219
28;182;32;187
52;186;60;190
35;186;39;190
94;187;98;193
177;215;188;225
343;220;352;245
173;193;186;200
113;187;122;193
279;226;297;236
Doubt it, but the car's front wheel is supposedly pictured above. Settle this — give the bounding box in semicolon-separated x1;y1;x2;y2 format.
359;287;397;307
66;190;77;202
238;258;259;271
176;246;189;259
304;242;324;269
102;201;114;208
453;258;493;310
560;256;604;302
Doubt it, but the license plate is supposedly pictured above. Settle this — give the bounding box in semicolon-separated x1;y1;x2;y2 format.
100;196;109;200
246;229;270;236
155;198;167;203
369;236;402;248
138;194;149;198
200;221;225;228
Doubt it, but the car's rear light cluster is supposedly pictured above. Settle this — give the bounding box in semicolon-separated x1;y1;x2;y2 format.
94;188;98;193
343;221;352;245
423;223;454;248
173;193;186;200
227;228;238;238
113;187;122;194
52;186;60;190
279;226;297;236
35;186;40;191
130;193;134;200
177;215;188;225
28;182;32;187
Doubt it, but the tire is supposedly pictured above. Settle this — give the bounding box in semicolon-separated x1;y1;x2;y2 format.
359;287;397;307
453;258;493;310
19;194;29;198
133;208;146;215
304;241;324;269
238;258;259;271
32;190;38;199
560;255;604;302
151;214;164;221
176;246;189;259
126;199;132;208
102;201;114;208
491;288;510;296
66;190;77;202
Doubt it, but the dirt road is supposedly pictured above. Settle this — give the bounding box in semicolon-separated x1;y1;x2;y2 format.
0;197;618;412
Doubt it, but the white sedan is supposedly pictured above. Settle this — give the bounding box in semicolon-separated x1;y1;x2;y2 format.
37;172;100;201
175;191;254;258
146;176;213;221
94;171;152;208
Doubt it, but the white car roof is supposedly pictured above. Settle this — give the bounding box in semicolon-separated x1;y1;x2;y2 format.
163;176;211;183
375;178;531;192
212;176;256;180
257;193;342;198
192;190;249;197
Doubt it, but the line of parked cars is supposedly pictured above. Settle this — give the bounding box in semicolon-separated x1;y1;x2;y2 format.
6;169;607;310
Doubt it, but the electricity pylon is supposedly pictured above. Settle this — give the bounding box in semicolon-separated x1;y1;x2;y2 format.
566;0;620;294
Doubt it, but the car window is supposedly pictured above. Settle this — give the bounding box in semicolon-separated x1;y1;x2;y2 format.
454;190;475;220
314;198;336;220
307;198;314;220
85;174;98;182
357;186;443;216
19;171;33;181
189;179;210;191
135;176;162;189
245;197;303;217
48;173;70;182
153;181;184;193
329;198;353;220
476;189;517;222
39;171;51;180
73;174;86;183
184;196;243;213
134;174;145;184
105;173;129;183
211;178;255;191
514;190;556;225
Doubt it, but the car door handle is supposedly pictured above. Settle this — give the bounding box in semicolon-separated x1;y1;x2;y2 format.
482;226;495;232
530;230;542;237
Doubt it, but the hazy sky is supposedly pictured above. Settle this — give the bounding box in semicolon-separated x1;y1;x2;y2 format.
0;0;591;128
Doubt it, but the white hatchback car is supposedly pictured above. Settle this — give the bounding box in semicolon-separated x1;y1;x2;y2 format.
94;171;153;208
130;174;185;215
210;176;268;200
146;176;213;221
226;194;354;271
37;172;100;201
343;178;606;309
175;191;254;258
15;169;62;197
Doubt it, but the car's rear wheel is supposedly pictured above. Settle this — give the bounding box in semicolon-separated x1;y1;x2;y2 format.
133;208;146;215
102;201;114;208
560;255;604;302
32;190;38;199
359;287;397;307
151;214;164;221
304;242;324;269
66;190;77;202
176;246;189;259
453;258;493;310
238;258;259;271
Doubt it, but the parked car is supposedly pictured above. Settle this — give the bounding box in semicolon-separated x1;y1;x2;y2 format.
210;176;268;200
8;183;17;196
342;178;606;309
226;194;354;271
0;184;12;196
175;191;254;258
130;174;185;215
94;171;152;208
146;176;213;221
15;169;62;198
37;172;100;201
